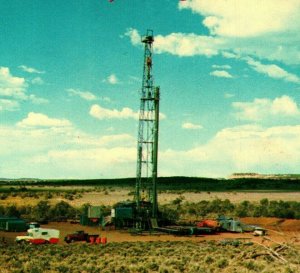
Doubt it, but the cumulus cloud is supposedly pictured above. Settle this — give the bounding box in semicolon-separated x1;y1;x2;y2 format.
210;70;233;78
125;2;300;65
159;123;300;178
0;99;19;111
178;0;300;64
245;57;300;83
0;67;27;99
67;88;97;101
90;104;138;120
18;65;45;74
4;115;300;178
125;28;224;57
0;67;48;110
90;104;166;121
0;121;137;178
17;112;72;128
182;122;203;130
232;95;300;121
154;32;223;57
179;0;300;38
124;28;141;46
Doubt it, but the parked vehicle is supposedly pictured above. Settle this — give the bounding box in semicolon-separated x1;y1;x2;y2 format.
253;227;267;236
64;230;99;243
16;228;60;244
27;222;40;229
217;216;244;233
197;219;220;229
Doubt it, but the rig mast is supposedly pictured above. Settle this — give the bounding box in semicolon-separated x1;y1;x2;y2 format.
135;30;160;220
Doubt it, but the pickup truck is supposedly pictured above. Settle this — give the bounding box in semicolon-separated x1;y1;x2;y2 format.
64;231;99;243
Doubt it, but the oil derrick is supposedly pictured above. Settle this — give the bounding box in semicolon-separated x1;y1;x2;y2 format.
135;30;160;221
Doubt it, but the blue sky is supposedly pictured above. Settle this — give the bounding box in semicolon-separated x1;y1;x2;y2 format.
1;0;300;179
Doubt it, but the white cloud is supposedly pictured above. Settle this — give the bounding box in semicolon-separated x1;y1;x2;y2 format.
90;104;166;121
17;112;72;128
67;88;97;101
3;116;300;178
107;74;119;85
210;70;233;78
0;67;48;109
0;67;27;99
212;64;231;70
182;122;203;130
0;99;19;111
90;104;138;120
18;65;45;74
124;28;141;46
123;2;299;65
245;57;300;83
159;123;300;178
179;0;300;38
232;95;300;121
222;51;238;59
154;32;223;57
0;122;137;179
31;77;44;85
126;28;224;57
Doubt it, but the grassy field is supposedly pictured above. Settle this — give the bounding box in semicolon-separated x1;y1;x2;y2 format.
1;240;299;273
1;187;300;207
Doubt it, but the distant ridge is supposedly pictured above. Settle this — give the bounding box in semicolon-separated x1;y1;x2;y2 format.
1;176;300;191
229;173;300;180
0;178;41;182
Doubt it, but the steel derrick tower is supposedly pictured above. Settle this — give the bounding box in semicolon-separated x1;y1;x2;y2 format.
135;30;160;219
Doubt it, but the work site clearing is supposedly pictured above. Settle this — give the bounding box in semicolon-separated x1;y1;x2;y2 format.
1;189;300;272
1;219;300;273
1;217;300;245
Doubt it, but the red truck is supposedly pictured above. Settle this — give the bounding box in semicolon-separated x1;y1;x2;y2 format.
64;230;99;243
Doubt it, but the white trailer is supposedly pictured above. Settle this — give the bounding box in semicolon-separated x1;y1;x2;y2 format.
16;228;60;244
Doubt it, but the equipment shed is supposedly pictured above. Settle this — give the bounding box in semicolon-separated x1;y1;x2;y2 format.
0;217;27;232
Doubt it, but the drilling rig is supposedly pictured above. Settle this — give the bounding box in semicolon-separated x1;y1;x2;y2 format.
112;30;160;229
135;29;160;224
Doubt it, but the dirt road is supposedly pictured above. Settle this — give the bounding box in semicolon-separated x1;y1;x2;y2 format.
1;217;299;246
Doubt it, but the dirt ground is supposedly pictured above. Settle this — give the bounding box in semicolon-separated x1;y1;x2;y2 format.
1;217;299;246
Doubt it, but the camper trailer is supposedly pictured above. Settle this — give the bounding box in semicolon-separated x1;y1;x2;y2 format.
16;228;60;244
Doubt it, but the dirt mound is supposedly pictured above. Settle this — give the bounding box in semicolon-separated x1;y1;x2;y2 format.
241;217;300;231
280;219;300;231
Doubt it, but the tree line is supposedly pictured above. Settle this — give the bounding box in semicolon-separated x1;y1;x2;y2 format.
2;176;300;191
165;198;300;221
1;198;300;223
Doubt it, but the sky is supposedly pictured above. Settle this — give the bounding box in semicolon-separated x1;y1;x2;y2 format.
1;0;300;179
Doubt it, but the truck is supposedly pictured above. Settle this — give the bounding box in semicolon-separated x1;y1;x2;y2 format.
64;230;99;243
253;227;267;236
16;228;60;244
